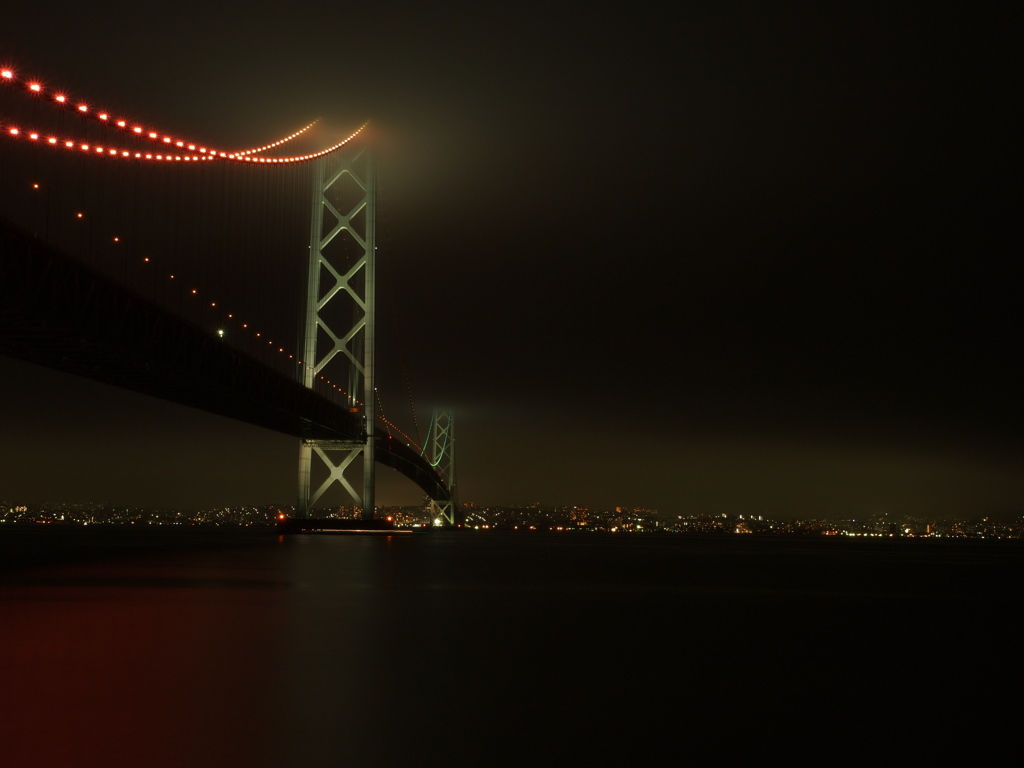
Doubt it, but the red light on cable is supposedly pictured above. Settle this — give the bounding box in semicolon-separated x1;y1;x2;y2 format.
28;83;41;92
1;70;13;79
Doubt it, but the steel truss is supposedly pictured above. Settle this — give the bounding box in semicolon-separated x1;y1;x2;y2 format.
425;409;458;526
297;148;376;518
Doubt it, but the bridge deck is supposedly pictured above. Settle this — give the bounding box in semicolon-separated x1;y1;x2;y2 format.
1;219;452;501
1;218;361;440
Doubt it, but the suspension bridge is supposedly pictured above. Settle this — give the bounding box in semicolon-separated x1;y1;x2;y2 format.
0;62;459;526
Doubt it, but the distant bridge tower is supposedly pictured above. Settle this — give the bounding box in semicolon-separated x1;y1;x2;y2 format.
425;409;458;526
297;148;376;519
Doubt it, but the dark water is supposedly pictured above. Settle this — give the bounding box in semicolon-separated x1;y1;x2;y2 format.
1;529;1020;766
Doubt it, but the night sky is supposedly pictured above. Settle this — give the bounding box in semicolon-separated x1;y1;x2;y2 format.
1;3;1020;517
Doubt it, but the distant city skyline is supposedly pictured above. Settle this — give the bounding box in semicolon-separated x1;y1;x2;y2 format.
5;496;1022;533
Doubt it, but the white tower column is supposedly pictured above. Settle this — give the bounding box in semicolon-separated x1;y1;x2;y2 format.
297;147;376;519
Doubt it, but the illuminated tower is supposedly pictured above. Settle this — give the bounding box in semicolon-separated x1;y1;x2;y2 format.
297;147;376;519
425;409;458;526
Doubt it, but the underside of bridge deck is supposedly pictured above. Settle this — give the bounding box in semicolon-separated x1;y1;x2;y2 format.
0;218;363;440
1;218;454;505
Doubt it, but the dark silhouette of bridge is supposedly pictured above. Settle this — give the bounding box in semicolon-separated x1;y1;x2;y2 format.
0;65;457;520
0;219;454;505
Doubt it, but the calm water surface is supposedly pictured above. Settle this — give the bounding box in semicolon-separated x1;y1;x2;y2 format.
1;529;1020;766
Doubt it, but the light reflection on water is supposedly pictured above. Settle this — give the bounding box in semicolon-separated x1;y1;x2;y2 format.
1;531;1020;766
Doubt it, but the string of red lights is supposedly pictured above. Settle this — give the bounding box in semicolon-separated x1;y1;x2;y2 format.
377;413;423;452
2;64;366;163
233;120;320;156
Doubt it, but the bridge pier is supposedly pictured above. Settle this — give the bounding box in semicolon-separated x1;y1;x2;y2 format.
298;440;373;518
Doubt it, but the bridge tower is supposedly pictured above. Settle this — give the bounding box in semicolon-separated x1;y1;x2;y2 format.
297;148;376;519
425;409;459;526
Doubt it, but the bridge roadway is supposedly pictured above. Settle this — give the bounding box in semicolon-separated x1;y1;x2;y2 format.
0;218;451;502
